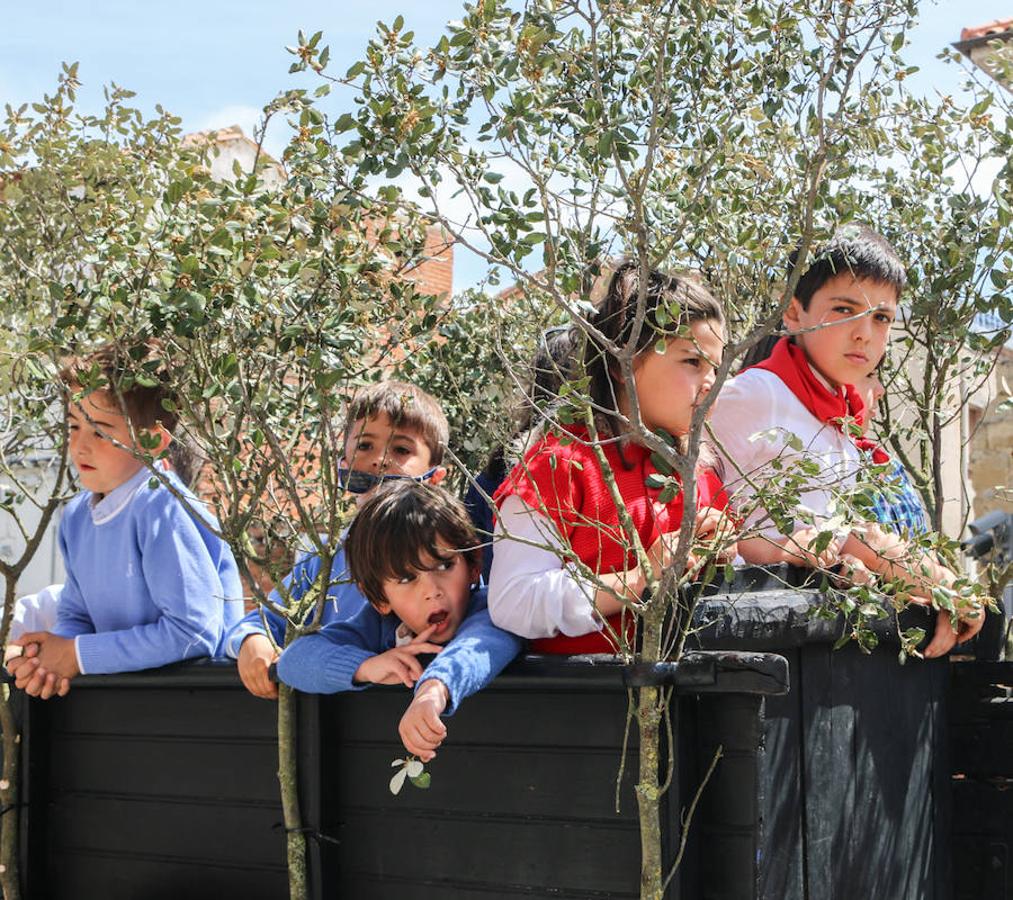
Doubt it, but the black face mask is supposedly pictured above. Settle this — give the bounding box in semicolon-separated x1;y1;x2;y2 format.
337;466;439;495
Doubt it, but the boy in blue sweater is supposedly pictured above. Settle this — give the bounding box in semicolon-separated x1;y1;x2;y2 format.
6;343;243;698
226;381;450;699
277;480;523;762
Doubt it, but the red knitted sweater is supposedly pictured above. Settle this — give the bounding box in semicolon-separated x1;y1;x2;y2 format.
493;425;727;654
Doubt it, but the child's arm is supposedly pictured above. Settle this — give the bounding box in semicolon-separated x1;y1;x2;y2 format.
839;526;983;656
227;572;301;701
403;596;523;762
489;496;657;637
737;527;844;569
71;496;234;675
415;599;524;715
8;526;96;697
275;605;443;693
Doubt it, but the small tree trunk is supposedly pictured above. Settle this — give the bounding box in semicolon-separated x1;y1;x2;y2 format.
636;608;666;900
277;683;307;900
0;691;21;900
636;682;664;900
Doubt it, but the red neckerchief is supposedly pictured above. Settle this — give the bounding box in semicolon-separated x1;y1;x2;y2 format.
748;337;867;432
854;437;891;465
748;337;893;463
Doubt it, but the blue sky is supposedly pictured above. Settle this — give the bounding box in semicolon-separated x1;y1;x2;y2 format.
1;1;1009;291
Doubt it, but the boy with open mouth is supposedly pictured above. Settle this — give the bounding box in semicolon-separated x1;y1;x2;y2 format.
276;480;523;762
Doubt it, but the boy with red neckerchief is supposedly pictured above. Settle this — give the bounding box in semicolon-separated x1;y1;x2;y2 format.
709;225;983;657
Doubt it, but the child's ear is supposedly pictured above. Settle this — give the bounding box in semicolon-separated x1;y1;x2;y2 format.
783;297;804;333
428;466;448;487
371;598;391;616
148;425;172;457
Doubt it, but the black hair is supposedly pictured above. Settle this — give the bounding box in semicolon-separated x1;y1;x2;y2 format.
585;260;725;439
345;480;481;611
790;224;907;310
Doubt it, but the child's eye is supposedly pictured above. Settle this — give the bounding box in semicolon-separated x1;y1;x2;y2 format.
683;358;701;367
874;312;893;324
397;573;416;584
435;558;454;571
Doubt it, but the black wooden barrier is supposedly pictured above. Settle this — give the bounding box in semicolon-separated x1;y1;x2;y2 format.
11;566;1012;899
949;660;1013;900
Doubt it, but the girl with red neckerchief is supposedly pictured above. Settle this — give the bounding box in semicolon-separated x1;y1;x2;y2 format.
488;262;731;655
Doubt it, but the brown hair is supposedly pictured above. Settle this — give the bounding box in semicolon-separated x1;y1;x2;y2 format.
343;381;449;466
585;261;725;438
345;480;481;611
60;340;178;433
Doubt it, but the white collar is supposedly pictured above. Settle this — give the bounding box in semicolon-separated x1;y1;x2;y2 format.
805;359;840;396
90;467;155;525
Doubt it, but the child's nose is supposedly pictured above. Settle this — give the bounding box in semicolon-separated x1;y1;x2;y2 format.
853;313;874;341
418;570;442;598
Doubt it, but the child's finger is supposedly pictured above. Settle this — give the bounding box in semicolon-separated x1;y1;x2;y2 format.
403;642;444;656
956;606;986;644
395;651;424;681
24;667;50;697
13;631;48;646
408;710;445;745
392;656;418;687
400;728;435;761
923;611;957;659
39;672;59;701
411;624;438;644
422;712;447;743
15;658;41;690
56;678;71;698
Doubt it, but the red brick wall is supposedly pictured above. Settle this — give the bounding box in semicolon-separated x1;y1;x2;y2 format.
407;225;454;298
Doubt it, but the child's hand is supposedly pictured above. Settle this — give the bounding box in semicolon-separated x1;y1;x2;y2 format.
5;640;39;678
694;507;737;565
923;609;959;659
399;679;449;762
238;633;280;700
835;553;875;588
353;625;443;688
10;636;73;700
20;632;80;680
783;527;842;569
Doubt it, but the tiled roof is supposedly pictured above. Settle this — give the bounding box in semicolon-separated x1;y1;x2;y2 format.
961;19;1013;42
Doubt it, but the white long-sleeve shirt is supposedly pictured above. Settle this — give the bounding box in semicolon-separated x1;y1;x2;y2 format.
487;494;603;640
708;367;862;540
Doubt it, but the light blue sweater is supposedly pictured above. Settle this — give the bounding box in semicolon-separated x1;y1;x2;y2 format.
276;587;523;714
223;544;367;657
53;467;243;674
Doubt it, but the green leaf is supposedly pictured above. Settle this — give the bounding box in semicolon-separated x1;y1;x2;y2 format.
409;772;431;789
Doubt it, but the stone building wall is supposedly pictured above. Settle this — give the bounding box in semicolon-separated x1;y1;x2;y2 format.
970;345;1013;517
